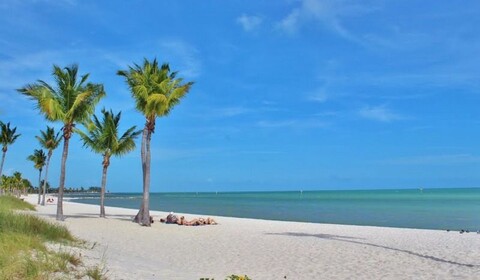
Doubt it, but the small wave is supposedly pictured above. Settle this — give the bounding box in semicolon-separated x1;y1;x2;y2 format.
64;196;140;200
64;197;99;200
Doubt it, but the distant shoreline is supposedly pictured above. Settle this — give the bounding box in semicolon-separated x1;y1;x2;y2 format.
59;186;480;195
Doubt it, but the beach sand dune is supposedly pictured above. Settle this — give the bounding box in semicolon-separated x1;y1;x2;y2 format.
24;195;480;279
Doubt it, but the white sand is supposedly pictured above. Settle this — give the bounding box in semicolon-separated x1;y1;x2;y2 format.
23;195;480;280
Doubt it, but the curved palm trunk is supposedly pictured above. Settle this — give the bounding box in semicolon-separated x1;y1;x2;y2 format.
57;136;70;221
0;150;6;179
133;127;148;224
37;169;43;204
100;156;110;218
41;152;52;206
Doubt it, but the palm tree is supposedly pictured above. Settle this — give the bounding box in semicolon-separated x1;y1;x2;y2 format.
12;172;23;195
27;149;47;204
36;126;62;206
0;121;21;179
40;179;50;194
117;58;193;226
18;64;105;220
77;109;141;217
22;178;33;195
1;175;10;195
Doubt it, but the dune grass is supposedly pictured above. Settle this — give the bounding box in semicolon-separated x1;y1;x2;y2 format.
0;195;105;279
0;195;36;211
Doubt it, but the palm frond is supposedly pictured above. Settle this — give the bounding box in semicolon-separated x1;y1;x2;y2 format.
27;149;47;170
36;126;62;152
78;108;140;159
18;64;105;131
0;122;21;148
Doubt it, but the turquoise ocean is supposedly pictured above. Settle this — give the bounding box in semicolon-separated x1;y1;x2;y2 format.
64;188;480;231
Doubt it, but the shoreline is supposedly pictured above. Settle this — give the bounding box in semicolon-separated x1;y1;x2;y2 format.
59;189;480;232
24;194;480;279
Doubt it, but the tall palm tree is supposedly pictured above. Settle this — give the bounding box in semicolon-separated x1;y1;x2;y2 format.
117;59;193;226
36;126;62;206
27;149;46;204
18;64;105;220
77;109;141;217
0;121;21;179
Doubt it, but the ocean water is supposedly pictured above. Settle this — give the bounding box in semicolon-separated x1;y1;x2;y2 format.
64;188;480;231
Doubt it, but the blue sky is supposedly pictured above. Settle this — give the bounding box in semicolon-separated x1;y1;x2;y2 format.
1;0;479;192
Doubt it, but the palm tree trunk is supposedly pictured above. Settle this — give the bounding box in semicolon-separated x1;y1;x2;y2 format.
57;136;70;221
0;150;6;179
41;152;52;206
37;169;42;204
100;156;109;218
133;127;148;223
140;129;152;226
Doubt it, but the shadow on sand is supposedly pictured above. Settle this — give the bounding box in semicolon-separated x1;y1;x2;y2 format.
40;213;134;222
266;232;479;268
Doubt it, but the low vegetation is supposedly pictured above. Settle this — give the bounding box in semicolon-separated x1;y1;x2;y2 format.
0;195;107;279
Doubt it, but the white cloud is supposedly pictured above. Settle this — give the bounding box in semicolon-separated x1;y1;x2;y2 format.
358;105;403;122
236;14;263;32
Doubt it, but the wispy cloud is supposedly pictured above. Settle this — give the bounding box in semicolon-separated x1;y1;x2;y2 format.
0;0;76;9
358;105;403;122
236;14;263;32
307;87;329;103
160;40;202;78
256;118;328;129
257;120;296;128
277;0;373;42
277;9;301;34
151;147;219;161
213;107;252;117
0;49;75;117
381;154;480;165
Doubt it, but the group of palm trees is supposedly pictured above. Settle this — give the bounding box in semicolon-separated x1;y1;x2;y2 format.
0;172;32;196
1;58;193;226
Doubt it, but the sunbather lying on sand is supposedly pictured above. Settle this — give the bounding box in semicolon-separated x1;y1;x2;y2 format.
160;213;217;226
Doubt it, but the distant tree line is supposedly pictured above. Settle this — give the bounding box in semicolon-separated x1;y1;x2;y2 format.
48;186;102;193
0;171;101;196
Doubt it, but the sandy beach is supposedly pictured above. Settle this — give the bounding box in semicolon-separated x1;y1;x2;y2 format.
23;195;480;280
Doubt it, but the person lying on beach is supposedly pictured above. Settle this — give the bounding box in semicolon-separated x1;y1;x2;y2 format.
160;213;179;224
160;213;217;226
180;216;217;226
